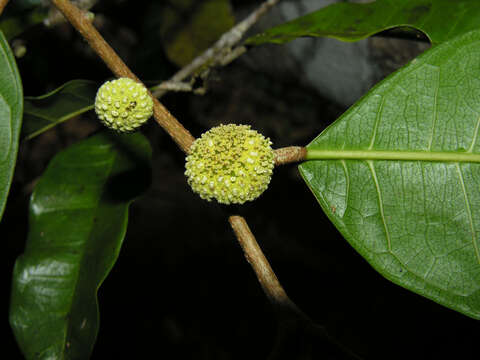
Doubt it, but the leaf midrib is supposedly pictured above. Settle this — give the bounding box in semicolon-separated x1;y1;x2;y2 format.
60;149;116;359
306;149;480;163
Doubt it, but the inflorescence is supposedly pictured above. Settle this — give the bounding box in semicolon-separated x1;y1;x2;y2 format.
94;77;153;132
185;124;274;205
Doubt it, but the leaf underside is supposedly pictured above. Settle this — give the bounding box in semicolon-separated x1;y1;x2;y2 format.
9;132;152;359
246;0;480;46
0;30;23;220
299;30;480;319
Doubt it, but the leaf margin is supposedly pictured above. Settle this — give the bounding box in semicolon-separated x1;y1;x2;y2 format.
0;29;23;221
9;131;152;359
298;28;480;320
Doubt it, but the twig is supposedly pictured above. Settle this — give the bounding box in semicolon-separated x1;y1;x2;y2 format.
152;0;281;98
229;215;362;360
228;215;299;312
0;0;10;16
44;0;97;27
155;81;194;93
50;0;195;153
274;146;306;166
218;45;247;67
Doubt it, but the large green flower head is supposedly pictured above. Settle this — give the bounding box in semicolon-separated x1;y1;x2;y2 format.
185;124;275;204
94;77;153;132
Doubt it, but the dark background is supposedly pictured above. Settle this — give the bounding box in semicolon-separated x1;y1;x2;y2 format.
2;0;479;359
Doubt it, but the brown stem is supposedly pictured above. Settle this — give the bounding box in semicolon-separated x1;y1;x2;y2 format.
44;0;98;27
274;146;307;166
230;216;362;360
50;0;195;153
0;0;10;16
228;215;299;312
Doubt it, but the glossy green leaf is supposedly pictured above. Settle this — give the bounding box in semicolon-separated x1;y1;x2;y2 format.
0;30;23;220
159;0;235;67
22;80;98;140
247;0;480;46
299;29;480;319
9;131;152;359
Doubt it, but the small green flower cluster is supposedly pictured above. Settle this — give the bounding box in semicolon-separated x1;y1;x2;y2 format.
185;124;274;204
94;77;153;132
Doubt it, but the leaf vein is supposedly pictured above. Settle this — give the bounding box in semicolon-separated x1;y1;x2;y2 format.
369;96;385;150
63;151;116;354
341;159;350;216
427;68;440;150
455;163;480;265
367;160;391;252
467;115;480;153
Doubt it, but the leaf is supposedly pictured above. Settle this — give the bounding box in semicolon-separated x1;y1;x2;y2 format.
299;29;480;319
9;131;152;359
0;30;23;220
22;79;98;140
159;0;235;67
246;0;480;47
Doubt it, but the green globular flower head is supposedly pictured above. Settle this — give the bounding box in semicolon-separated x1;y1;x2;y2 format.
185;124;275;205
94;77;153;132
